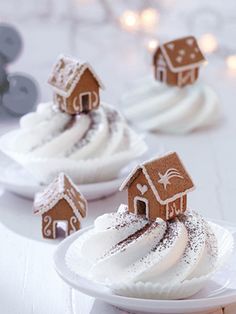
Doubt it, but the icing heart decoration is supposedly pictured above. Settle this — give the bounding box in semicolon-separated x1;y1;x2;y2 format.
137;183;148;195
186;38;194;46
167;43;175;50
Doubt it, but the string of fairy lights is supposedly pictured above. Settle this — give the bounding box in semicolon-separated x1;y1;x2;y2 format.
118;7;236;71
2;0;236;71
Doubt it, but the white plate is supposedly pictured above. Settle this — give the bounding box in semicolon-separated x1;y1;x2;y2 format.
70;290;236;314
0;156;126;201
54;221;236;314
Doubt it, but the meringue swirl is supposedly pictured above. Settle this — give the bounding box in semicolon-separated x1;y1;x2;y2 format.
121;78;220;134
78;205;218;285
0;103;147;184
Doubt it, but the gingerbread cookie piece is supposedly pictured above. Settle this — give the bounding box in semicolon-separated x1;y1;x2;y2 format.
120;152;195;221
153;36;205;87
34;173;87;239
48;55;105;115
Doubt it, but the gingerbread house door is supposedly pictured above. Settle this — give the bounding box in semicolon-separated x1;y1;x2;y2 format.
134;196;149;218
53;220;69;238
156;67;167;83
80;92;91;112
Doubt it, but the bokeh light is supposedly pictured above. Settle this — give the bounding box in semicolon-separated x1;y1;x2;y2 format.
140;8;159;30
198;33;218;54
120;10;139;31
226;55;236;71
147;39;159;52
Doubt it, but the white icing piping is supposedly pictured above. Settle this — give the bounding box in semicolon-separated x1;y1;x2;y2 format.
119;152;195;205
119;165;141;191
177;69;195;87
43;215;52;237
136;183;148;195
69;216;78;235
63;194;83;221
142;164;195;205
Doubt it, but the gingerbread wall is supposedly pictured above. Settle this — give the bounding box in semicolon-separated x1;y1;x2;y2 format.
128;171;188;221
176;68;199;87
128;171;164;221
42;198;80;239
64;175;87;218
153;50;199;87
182;194;187;211
153;48;162;67
65;69;100;114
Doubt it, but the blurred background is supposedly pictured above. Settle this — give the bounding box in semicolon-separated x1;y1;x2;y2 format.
1;0;236;110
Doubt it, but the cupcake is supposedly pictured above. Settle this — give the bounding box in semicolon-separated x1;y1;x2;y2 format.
121;36;220;134
0;55;147;184
65;152;233;299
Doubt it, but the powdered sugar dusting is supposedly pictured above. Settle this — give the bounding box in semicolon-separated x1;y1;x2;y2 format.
77;208;219;286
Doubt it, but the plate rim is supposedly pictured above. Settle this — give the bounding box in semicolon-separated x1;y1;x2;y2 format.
0;160;127;200
53;220;236;312
0;168;125;189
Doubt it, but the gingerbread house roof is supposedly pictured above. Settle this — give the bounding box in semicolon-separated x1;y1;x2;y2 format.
34;173;87;220
120;152;195;205
154;36;205;73
48;55;105;98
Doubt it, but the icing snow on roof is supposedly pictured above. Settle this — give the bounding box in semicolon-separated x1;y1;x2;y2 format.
48;55;105;97
34;173;87;220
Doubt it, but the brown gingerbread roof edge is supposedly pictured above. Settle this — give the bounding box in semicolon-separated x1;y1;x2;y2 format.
154;36;205;73
120;152;195;205
48;54;105;98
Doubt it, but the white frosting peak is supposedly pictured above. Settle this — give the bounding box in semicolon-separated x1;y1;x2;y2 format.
75;207;218;286
121;78;220;134
2;103;147;184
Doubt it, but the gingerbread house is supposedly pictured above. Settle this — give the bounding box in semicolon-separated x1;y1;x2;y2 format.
153;36;205;87
48;55;105;115
120;152;195;221
34;173;87;239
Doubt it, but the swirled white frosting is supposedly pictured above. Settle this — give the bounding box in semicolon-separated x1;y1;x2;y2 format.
121;78;220;134
1;103;147;184
77;205;218;285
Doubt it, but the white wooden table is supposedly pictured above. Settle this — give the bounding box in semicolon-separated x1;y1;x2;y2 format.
0;0;236;313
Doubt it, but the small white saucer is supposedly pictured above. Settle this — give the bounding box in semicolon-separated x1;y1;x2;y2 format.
54;221;236;314
0;156;125;201
70;290;236;314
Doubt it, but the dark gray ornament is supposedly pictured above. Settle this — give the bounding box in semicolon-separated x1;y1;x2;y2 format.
0;24;22;64
0;64;9;94
2;74;38;116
